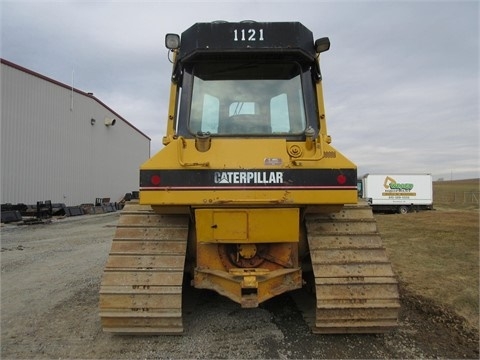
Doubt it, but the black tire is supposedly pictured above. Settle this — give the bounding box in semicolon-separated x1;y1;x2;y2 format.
398;205;409;214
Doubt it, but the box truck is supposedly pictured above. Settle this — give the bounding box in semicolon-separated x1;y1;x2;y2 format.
358;174;433;214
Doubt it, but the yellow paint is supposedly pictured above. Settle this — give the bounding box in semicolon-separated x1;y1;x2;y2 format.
141;189;357;207
143;137;355;170
195;208;299;243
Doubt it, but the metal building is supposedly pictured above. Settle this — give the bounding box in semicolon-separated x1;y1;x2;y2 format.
1;59;151;206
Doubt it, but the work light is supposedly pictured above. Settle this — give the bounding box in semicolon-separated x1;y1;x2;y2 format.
165;33;180;49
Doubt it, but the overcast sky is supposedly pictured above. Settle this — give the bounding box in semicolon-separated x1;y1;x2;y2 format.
2;0;479;180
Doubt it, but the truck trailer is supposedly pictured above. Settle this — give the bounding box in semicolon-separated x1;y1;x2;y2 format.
359;174;433;214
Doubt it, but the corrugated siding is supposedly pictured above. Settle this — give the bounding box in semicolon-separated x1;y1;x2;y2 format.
1;62;151;206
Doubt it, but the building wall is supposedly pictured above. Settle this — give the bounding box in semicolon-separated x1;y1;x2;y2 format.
1;60;151;206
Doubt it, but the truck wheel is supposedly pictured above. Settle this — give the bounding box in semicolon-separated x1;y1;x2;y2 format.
398;205;409;214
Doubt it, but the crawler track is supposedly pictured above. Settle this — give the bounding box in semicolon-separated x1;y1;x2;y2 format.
305;202;400;333
99;201;189;334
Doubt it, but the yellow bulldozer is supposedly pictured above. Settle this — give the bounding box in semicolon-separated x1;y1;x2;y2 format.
99;21;400;334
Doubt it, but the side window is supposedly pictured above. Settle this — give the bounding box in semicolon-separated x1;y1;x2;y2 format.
270;88;305;134
270;94;290;133
189;76;220;134
201;94;219;133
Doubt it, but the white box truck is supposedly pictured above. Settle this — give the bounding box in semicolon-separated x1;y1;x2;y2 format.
358;174;433;214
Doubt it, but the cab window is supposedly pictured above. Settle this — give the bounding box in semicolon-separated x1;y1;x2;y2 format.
188;63;306;136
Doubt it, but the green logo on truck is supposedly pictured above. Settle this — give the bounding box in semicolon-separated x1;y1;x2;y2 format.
382;176;416;197
388;182;414;191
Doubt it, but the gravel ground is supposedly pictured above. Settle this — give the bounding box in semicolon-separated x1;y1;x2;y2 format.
1;213;478;359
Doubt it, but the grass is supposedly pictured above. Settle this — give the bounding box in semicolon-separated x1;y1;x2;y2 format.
374;179;479;330
433;178;479;211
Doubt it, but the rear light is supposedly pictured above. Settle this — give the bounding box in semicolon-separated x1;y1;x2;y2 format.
337;174;347;185
151;175;161;186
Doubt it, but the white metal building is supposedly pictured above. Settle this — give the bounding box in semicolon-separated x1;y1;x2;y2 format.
1;59;151;206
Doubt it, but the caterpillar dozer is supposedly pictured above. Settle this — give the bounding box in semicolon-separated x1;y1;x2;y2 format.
99;21;400;334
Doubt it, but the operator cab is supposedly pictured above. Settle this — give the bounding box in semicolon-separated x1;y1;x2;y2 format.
165;22;330;140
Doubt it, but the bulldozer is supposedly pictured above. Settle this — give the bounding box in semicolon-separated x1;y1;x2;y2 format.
99;21;400;334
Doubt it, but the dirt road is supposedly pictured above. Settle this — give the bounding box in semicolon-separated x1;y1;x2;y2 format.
1;213;478;359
